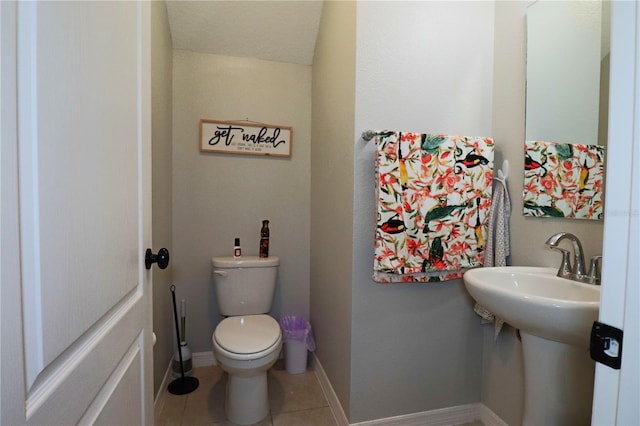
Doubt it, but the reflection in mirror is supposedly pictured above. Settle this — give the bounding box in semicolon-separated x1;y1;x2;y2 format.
523;140;604;219
523;0;609;220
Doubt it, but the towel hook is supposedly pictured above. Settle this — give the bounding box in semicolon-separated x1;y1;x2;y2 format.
498;160;510;180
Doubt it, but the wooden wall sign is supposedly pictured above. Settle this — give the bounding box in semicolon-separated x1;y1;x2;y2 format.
200;119;292;157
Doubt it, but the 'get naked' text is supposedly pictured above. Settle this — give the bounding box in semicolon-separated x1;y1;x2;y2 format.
208;125;286;148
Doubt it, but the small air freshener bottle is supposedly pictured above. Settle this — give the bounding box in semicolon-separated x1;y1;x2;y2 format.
233;237;242;259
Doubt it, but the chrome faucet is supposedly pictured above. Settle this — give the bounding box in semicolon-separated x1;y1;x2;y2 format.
545;232;586;275
587;255;602;285
545;233;601;285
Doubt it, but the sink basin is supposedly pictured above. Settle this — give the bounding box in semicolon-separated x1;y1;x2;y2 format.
463;266;600;347
464;266;601;424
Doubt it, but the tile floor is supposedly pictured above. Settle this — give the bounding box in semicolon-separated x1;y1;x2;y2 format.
155;360;337;426
156;360;484;426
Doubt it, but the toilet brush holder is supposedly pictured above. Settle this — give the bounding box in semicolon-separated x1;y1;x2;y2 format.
168;285;199;395
172;342;193;378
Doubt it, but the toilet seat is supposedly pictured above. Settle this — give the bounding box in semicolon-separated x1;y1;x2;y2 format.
214;315;281;360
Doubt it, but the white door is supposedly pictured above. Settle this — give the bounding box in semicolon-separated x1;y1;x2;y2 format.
1;1;153;425
591;1;640;425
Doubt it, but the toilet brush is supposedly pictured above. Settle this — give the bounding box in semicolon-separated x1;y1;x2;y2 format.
172;299;193;378
168;285;199;395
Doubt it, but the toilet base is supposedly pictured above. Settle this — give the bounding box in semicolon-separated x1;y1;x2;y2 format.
225;371;269;425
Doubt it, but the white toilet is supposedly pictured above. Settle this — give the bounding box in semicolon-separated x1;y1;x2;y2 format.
211;256;282;426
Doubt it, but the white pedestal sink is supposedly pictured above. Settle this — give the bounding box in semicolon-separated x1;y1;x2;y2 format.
463;266;600;426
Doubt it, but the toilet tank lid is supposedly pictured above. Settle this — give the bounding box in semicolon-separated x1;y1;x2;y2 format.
211;256;279;268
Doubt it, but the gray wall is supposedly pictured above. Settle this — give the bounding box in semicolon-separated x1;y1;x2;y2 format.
311;2;493;422
310;0;356;420
171;50;311;353
481;3;529;425
151;0;174;397
311;2;606;424
349;2;493;422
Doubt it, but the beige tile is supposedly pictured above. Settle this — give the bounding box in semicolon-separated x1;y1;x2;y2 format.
207;415;273;426
155;392;187;426
158;362;333;426
191;366;224;379
268;360;328;414
181;367;227;425
272;407;337;426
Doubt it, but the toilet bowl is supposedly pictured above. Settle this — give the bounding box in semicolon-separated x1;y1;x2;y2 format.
211;256;281;425
212;315;282;425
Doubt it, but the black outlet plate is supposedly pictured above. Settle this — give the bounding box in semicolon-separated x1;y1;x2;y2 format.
590;321;623;370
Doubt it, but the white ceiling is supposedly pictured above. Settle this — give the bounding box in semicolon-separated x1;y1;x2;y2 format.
166;1;324;65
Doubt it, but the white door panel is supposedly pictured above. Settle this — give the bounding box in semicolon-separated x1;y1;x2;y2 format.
86;342;144;426
18;0;141;384
592;1;639;424
26;295;143;424
1;1;153;425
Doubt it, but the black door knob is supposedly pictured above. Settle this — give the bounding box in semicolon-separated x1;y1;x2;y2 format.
145;248;170;270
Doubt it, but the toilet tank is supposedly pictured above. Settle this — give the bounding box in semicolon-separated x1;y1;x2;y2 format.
211;256;279;316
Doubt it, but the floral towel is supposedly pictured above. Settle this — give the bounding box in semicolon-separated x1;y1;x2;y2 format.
523;140;604;220
373;131;494;283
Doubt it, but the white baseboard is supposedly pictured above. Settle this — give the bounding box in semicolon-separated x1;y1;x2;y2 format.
311;353;350;426
192;350;217;367
349;403;482;426
478;404;509;426
311;353;507;426
153;359;173;421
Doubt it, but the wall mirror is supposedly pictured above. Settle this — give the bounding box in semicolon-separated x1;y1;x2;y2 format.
523;0;610;220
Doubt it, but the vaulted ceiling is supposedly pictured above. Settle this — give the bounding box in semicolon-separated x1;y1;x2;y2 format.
166;1;324;65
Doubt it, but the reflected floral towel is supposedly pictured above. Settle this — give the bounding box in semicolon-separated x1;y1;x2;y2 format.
523;140;604;220
373;131;494;283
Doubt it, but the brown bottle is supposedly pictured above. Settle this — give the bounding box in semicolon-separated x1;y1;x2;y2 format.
259;220;270;258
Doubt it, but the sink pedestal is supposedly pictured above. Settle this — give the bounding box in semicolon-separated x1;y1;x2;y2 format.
521;333;595;426
463;266;600;425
